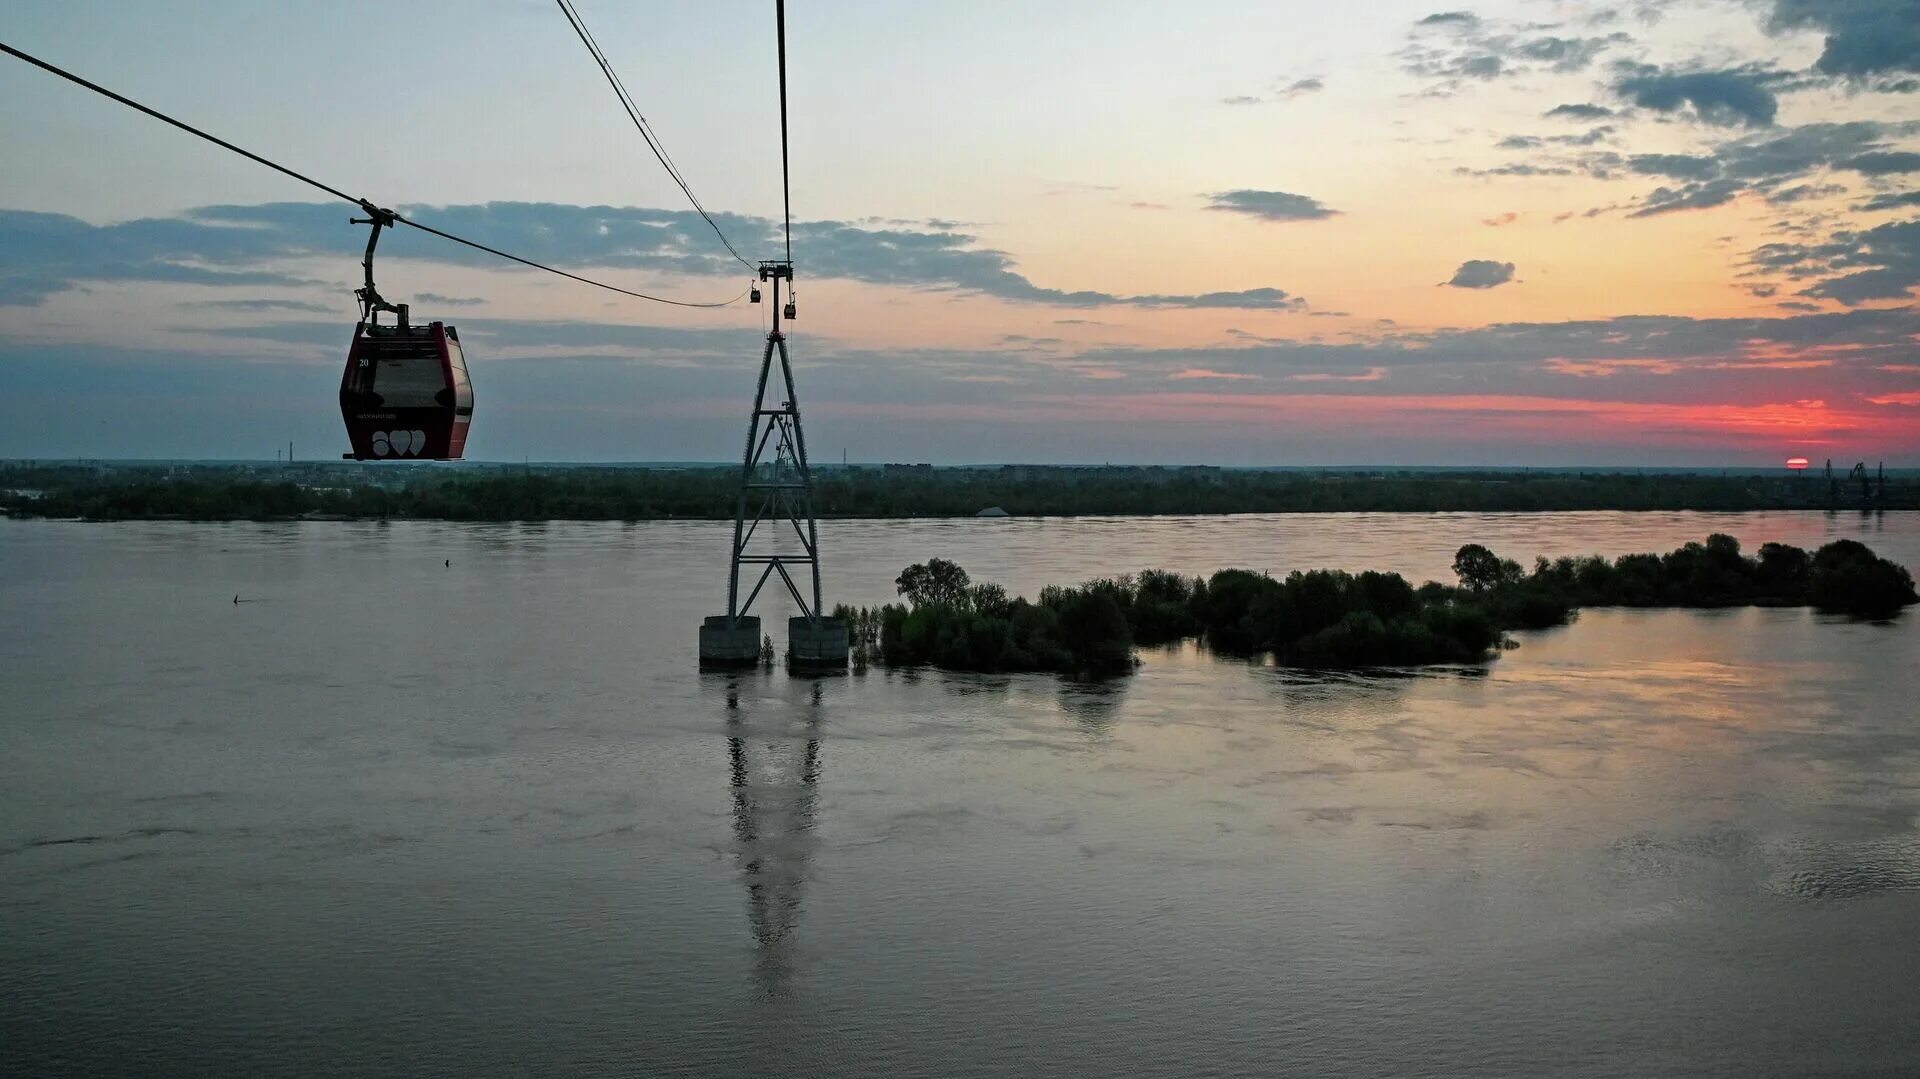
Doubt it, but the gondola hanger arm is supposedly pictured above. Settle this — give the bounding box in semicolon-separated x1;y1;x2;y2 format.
350;202;408;329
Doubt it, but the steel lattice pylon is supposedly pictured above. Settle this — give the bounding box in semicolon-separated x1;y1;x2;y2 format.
725;260;824;623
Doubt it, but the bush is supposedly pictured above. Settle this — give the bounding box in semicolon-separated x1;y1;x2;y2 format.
1198;569;1278;653
1416;601;1500;659
1130;569;1203;643
1755;542;1811;598
1052;588;1135;675
1290;611;1391;666
1810;540;1919;619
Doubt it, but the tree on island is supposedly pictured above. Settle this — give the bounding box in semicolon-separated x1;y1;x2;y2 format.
895;558;972;607
1452;543;1521;592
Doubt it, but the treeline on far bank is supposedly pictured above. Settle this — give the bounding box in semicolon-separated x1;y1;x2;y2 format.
834;536;1918;676
4;463;1914;520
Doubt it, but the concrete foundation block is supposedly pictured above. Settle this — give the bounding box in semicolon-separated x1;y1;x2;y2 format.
786;616;849;670
699;614;762;667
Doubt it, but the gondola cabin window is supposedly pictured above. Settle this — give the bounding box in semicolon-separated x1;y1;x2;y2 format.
346;337;445;408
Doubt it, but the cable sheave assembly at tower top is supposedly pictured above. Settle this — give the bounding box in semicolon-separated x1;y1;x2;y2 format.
0;39;746;309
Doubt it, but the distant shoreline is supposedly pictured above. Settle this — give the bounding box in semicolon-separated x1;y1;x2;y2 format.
4;462;1914;521
7;509;1919;525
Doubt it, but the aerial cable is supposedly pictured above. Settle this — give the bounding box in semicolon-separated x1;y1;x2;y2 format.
553;0;756;272
776;0;793;264
556;0;699;205
0;39;745;310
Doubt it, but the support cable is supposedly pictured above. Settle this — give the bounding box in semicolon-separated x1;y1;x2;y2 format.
553;0;755;271
0;39;744;309
776;0;793;264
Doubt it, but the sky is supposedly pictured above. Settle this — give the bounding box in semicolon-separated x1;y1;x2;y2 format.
1;0;1917;465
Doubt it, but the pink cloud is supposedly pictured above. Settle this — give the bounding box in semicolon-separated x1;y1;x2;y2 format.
1170;368;1262;381
1286;367;1386;382
1546;358;1682;377
1546;357;1836;377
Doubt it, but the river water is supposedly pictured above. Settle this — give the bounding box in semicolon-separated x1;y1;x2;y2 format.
3;512;1918;1077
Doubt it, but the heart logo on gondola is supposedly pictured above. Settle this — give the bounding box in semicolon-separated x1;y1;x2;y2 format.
369;430;430;457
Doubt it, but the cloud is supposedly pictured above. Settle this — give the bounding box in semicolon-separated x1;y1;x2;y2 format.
1220;77;1323;107
1287;367;1386;383
0;209;326;305
1862;191;1920;211
1564;121;1915;217
11;306;1918;461
1129;288;1305;310
415;292;487;306
1786;218;1920;304
1559;126;1617;146
1204;190;1339;221
1510;35;1629;72
1456;163;1577;177
1747;218;1920;305
1170;368;1262;381
1043;181;1120;196
1611;63;1781;127
1482;212;1519;227
208;318;757;356
1842;151;1920;174
1545;356;1837;376
1403;15;1632;93
0;202;1307;312
1500;127;1614;150
1627;153;1721;179
1766;0;1920;78
1545;103;1616;120
1713;121;1897;179
184;297;335;312
1630;179;1746;216
1445;260;1517;288
1766;182;1847;205
376;308;1920;385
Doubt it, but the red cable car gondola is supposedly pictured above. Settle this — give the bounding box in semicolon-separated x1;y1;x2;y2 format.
339;205;474;460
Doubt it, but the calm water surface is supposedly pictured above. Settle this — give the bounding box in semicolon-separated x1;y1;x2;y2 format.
3;512;1918;1077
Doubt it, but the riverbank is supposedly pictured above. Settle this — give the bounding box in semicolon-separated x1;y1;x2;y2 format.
5;462;1914;520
